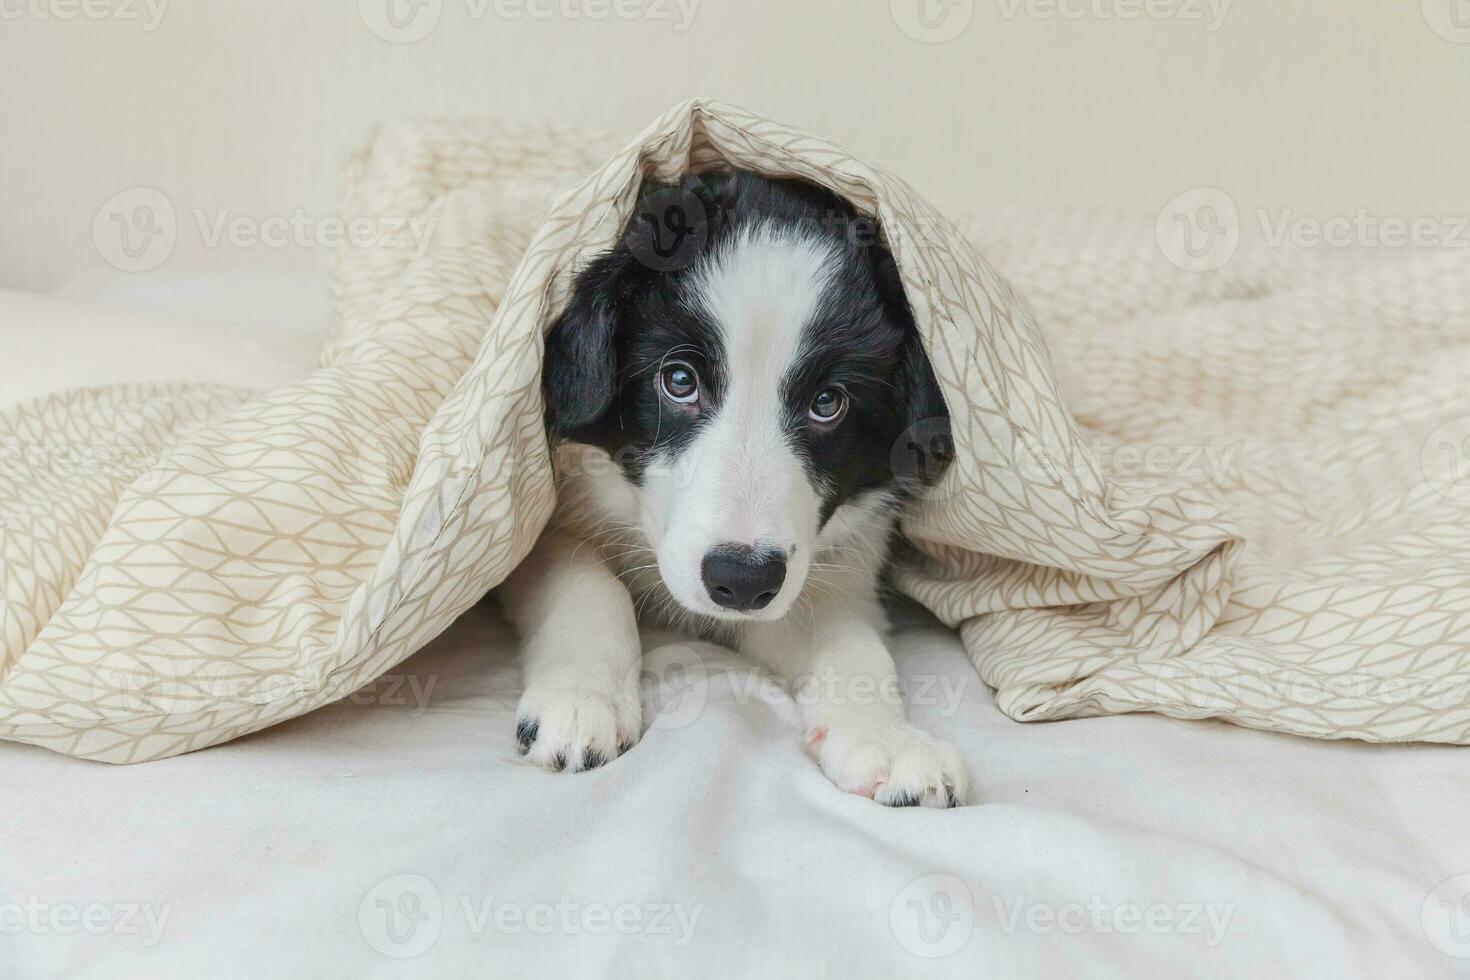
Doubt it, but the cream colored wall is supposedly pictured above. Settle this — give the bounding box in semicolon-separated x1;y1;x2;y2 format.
1;0;1467;291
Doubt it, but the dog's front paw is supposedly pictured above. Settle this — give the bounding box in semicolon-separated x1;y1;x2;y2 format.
807;721;967;808
515;685;640;773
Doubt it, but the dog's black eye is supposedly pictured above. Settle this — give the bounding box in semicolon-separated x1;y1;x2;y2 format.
809;387;847;424
659;362;700;405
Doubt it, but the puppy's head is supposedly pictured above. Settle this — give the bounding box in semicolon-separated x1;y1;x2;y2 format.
542;169;949;622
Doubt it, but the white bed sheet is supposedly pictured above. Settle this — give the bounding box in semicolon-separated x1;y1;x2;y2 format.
2;276;1468;978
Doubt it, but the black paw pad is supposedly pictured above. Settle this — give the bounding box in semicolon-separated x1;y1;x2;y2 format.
580;749;607;771
884;791;923;808
515;717;539;753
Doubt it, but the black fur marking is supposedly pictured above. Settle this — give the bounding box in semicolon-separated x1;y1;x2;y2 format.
515;717;538;752
540;168;951;510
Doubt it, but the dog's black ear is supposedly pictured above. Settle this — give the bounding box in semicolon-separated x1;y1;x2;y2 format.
542;255;622;438
873;239;954;485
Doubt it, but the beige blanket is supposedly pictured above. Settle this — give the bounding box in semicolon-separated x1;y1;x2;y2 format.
3;100;1468;763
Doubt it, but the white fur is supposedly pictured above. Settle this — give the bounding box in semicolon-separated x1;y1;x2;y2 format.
500;226;968;805
497;527;641;772
651;227;835;621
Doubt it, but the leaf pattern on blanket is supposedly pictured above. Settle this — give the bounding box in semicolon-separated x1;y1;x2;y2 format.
1;100;1468;762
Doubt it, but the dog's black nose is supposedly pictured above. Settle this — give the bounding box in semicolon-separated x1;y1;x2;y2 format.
701;546;786;611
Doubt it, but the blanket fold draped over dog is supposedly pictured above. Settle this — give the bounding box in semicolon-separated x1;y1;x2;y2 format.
3;99;1469;763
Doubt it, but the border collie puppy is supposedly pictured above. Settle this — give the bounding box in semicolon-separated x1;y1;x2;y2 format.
500;169;966;807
